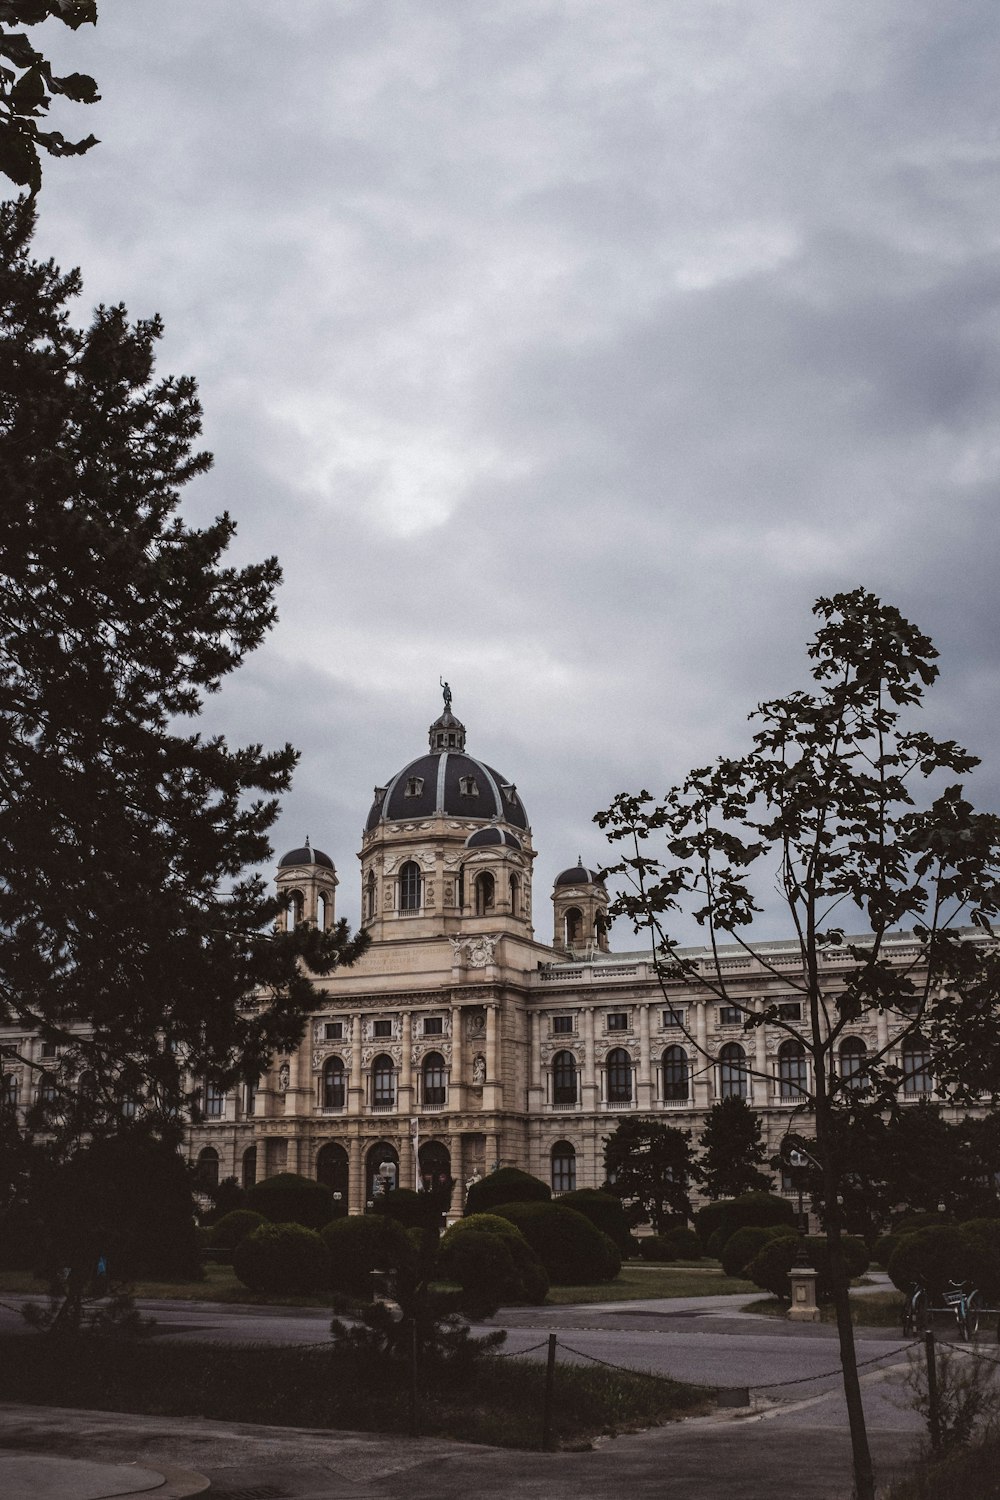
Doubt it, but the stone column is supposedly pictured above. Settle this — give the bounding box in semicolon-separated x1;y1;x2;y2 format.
400;1012;413;1113
752;1000;769;1106
637;1004;652;1108
348;1136;363;1215
529;1010;543;1107
448;1134;464;1220
450;1003;464;1112
484;1003;500;1110
486;1131;500;1175
694;999;712;1107
581;1007;597;1110
349;1014;363;1116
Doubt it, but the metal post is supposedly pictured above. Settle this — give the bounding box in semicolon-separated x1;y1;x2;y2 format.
541;1332;557;1451
924;1330;941;1454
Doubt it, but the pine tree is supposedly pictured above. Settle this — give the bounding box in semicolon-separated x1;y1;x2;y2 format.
697;1096;772;1200
0;199;367;1127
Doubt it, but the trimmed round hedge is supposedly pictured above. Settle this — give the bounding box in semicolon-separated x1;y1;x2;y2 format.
662;1227;701;1261
320;1213;415;1296
232;1222;329;1295
440;1214;550;1305
695;1193;795;1253
638;1234;674;1263
721;1224;795;1280
746;1234;869;1302
557;1190;632;1253
208;1209;266;1251
492;1201;618;1285
464;1168;551;1218
247;1172;335;1230
887;1226;998;1301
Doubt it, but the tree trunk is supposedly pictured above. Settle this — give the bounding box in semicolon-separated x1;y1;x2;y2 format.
816;1098;875;1500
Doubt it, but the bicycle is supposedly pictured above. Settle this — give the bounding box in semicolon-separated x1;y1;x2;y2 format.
902;1281;928;1337
941;1280;983;1341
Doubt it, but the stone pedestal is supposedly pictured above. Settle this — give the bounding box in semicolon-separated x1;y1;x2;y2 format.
788;1264;821;1322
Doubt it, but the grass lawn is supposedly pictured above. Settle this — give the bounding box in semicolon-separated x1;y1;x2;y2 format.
545;1261;758;1304
0;1334;713;1449
744;1290;908;1328
1;1260;756;1308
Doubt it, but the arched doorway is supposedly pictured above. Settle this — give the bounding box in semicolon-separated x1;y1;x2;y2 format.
316;1141;349;1215
195;1146;219;1192
241;1145;257;1191
418;1139;452;1208
366;1141;399;1205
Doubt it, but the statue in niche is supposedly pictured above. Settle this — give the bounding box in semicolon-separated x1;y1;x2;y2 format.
277;1061;290;1093
472;1054;486;1086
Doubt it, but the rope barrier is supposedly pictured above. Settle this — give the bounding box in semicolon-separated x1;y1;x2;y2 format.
753;1341;920;1390
493;1338;550;1358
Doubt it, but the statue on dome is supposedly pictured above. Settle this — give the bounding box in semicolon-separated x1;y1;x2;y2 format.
440;678;452;710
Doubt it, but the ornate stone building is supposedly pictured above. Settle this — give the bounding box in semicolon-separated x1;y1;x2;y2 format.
183;695;945;1215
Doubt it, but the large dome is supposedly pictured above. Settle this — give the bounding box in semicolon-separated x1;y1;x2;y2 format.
365;694;528;832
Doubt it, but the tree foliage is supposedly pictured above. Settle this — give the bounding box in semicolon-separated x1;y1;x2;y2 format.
602;1116;698;1232
0;201;367;1126
697;1096;772;1199
0;2;99;194
596;589;1000;1500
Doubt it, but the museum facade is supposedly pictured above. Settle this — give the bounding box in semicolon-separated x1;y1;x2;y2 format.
184;695;943;1217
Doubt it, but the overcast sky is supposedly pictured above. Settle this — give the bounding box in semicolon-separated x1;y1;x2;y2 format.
29;0;1000;944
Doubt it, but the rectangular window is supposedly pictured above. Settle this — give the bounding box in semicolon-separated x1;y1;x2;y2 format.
41;1041;57;1059
373;1018;392;1038
662;1008;686;1028
204;1084;224;1118
552;1015;574;1034
719;1006;743;1026
324;1021;343;1041
776;1002;801;1022
607;1012;629;1032
244;1081;257;1116
423;1017;443;1036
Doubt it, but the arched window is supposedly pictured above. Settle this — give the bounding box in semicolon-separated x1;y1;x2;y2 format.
902;1035;932;1096
475;871;495;915
551;1140;577;1194
77;1070;96;1096
38;1074;59;1105
565;907;583;945
366;1141;398;1202
838;1036;867;1090
719;1042;748;1100
607;1047;632;1103
399;861;421;912
316;1142;349;1212
422;1050;447;1106
365;870;377;921
318;891;331;930
2;1074;18;1109
419;1139;451;1198
510;873;520;917
552;1049;578;1106
662;1046;689;1101
322;1056;346;1109
196;1147;219;1192
457;863;465;910
287;889;304;930
778;1039;808;1100
372;1053;395;1109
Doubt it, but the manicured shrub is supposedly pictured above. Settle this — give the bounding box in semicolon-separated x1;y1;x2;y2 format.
208;1209;266;1251
441;1215;549;1305
597;1232;622;1282
873;1234;899;1269
321;1213;415;1297
439;1230;517;1318
464;1168;550;1217
959;1219;1000;1257
890;1211;952;1235
706;1228;728;1261
887;1227;997;1301
746;1234;869;1302
233;1222;329;1296
493;1201;616;1285
695;1193;795;1252
638;1235;674;1263
247;1173;335;1231
721;1224;794;1280
558;1190;632;1253
662;1227;702;1261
